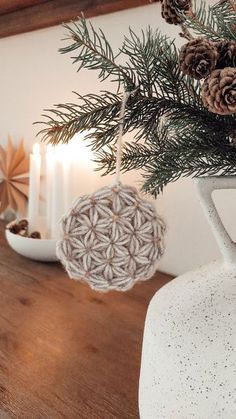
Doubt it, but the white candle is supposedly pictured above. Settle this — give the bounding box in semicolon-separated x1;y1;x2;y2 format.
44;135;94;239
77;139;93;195
70;134;94;198
28;143;41;233
62;145;73;212
45;145;54;238
51;147;65;239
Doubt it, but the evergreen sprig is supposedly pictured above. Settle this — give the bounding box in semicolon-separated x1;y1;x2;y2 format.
183;0;236;41
60;18;136;91
37;4;236;195
38;91;122;145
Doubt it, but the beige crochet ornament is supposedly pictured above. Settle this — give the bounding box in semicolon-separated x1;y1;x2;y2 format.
57;92;166;292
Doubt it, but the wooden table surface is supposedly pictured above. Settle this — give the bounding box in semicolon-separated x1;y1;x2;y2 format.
0;222;172;419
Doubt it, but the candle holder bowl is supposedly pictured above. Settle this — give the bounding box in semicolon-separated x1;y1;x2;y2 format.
5;218;58;262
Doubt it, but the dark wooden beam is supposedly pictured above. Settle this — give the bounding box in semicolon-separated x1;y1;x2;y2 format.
0;0;154;39
0;0;50;16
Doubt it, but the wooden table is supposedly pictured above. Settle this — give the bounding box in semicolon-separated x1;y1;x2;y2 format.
0;222;172;419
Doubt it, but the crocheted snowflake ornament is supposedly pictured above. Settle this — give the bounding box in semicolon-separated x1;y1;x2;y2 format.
57;183;165;292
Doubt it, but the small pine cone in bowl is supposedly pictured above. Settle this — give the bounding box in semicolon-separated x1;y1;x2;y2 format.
161;0;192;25
179;38;218;79
201;67;236;115
216;40;236;69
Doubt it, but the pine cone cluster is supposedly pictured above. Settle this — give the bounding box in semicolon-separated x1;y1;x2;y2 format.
161;0;192;25
179;37;236;115
7;219;42;239
159;0;236;115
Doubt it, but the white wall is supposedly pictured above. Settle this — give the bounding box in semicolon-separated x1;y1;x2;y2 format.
0;1;234;276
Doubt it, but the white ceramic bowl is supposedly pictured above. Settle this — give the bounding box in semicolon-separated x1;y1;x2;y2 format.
5;219;58;262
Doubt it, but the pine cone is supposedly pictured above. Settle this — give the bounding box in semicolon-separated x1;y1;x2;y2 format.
161;0;191;25
216;40;236;69
30;231;41;239
8;223;21;235
18;219;28;230
201;67;236;115
179;38;218;79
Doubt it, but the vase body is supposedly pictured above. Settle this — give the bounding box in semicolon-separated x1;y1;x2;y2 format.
139;176;236;419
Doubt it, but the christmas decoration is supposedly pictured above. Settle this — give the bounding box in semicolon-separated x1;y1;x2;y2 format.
57;93;165;292
57;184;165;292
201;67;236;115
0;137;29;215
161;0;192;25
38;1;236;195
179;38;218;79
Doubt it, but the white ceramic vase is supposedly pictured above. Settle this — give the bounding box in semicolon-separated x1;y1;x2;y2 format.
139;176;236;419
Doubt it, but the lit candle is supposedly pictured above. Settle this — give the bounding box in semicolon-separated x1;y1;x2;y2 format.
28;143;41;233
44;135;94;239
76;139;93;195
45;145;54;238
51;146;65;239
62;145;73;212
70;134;94;198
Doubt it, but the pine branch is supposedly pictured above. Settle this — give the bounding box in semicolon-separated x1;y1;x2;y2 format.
37;11;236;196
60;17;136;91
183;0;236;41
94;142;157;175
141;133;236;195
121;27;166;97
212;0;236;41
37;92;122;145
38;28;205;147
92;92;236;194
227;0;236;13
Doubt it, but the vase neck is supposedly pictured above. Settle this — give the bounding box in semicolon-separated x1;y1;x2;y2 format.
195;176;236;268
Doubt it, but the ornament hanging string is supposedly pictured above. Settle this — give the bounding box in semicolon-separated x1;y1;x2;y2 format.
57;89;166;292
114;89;136;184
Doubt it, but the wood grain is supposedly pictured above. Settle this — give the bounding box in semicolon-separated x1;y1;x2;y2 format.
0;1;49;16
0;221;172;418
0;0;155;39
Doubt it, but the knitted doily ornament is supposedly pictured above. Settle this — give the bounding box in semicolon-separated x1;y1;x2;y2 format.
57;183;165;292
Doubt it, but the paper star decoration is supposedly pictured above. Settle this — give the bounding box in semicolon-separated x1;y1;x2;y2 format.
0;137;29;215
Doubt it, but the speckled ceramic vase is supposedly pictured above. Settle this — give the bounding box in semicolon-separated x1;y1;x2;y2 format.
139;176;236;419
